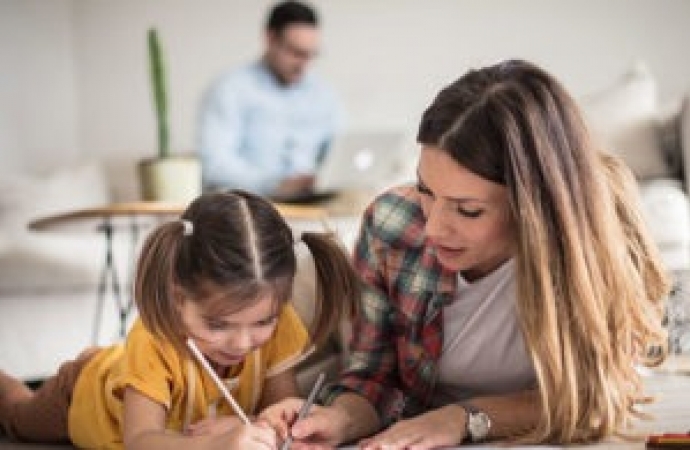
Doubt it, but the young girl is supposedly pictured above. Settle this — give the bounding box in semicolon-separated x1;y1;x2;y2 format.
0;190;360;450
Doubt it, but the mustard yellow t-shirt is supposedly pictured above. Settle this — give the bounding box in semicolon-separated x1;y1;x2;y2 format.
68;304;309;449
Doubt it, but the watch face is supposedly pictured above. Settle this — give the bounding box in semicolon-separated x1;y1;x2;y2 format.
468;411;491;441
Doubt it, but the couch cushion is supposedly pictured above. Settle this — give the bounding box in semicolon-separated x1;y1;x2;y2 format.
0;162;111;292
291;242;353;351
582;62;669;180
657;98;686;181
681;97;690;195
639;179;690;271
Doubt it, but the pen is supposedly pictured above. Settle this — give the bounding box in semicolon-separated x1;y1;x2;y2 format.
186;338;251;425
647;433;690;446
280;372;326;450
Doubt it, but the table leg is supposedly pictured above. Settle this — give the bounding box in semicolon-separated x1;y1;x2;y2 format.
92;215;164;343
93;220;122;344
118;217;140;337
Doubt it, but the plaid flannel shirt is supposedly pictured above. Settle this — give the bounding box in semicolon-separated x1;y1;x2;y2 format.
323;184;458;426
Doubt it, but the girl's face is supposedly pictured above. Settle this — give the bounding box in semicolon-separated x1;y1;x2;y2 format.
179;292;279;371
417;146;515;280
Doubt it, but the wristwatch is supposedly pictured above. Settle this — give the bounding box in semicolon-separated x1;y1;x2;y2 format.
460;403;491;442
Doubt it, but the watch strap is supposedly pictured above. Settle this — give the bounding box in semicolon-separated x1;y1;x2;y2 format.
459;402;490;442
459;401;481;415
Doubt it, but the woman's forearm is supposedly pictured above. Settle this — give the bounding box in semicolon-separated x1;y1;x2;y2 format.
331;392;383;444
466;389;541;440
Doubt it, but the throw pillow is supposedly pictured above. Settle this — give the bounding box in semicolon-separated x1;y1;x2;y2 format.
657;98;686;180
681;98;690;194
581;62;669;180
0;162;111;292
639;179;690;271
0;161;110;238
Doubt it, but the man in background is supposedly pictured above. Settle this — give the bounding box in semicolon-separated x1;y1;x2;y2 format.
197;0;341;198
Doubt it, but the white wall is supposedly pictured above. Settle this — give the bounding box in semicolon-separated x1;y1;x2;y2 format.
2;0;690;200
0;0;79;174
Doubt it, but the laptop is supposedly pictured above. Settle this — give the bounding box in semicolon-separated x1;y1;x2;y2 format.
271;130;406;204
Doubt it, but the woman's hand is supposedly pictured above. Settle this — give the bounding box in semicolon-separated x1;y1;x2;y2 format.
358;404;466;450
258;397;304;441
259;399;351;449
259;397;347;448
287;403;353;449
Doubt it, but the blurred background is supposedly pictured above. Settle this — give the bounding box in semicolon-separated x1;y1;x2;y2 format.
2;0;690;200
3;0;690;387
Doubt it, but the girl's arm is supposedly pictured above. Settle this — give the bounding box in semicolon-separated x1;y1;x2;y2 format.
122;386;171;449
122;387;276;450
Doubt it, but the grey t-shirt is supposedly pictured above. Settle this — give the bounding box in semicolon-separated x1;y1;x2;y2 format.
431;259;537;407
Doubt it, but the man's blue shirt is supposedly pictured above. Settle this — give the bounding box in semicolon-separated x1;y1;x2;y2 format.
197;60;341;194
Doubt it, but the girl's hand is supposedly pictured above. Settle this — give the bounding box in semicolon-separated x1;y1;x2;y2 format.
208;421;277;450
358;405;466;450
186;415;243;436
258;397;303;441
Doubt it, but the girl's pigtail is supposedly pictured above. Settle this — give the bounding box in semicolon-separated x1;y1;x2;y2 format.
300;232;361;348
134;221;187;351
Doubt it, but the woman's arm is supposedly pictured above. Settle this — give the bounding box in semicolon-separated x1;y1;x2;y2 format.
358;389;540;450
327;392;382;443
467;389;540;440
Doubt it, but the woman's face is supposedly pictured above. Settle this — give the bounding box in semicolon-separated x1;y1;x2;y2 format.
417;146;515;280
179;291;279;373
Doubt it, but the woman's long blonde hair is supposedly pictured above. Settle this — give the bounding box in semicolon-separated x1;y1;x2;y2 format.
417;59;669;443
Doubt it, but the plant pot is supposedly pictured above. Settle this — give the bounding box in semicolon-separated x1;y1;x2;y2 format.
138;155;201;203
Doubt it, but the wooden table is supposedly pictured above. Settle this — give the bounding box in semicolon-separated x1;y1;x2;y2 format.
27;194;369;344
28;201;331;231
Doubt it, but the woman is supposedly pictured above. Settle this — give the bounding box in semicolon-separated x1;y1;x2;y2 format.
262;59;669;449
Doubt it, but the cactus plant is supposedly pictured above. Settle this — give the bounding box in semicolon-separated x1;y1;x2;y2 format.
139;27;200;202
148;28;169;159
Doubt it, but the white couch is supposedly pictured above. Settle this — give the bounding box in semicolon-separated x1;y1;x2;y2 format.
582;62;690;273
581;62;690;353
0;163;119;381
2;63;690;385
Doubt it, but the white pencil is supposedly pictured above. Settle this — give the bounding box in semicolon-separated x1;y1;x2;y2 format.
186;338;251;425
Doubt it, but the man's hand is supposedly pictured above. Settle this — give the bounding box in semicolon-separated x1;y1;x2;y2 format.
274;175;315;197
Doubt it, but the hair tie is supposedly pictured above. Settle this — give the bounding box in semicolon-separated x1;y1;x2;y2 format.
181;219;194;236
